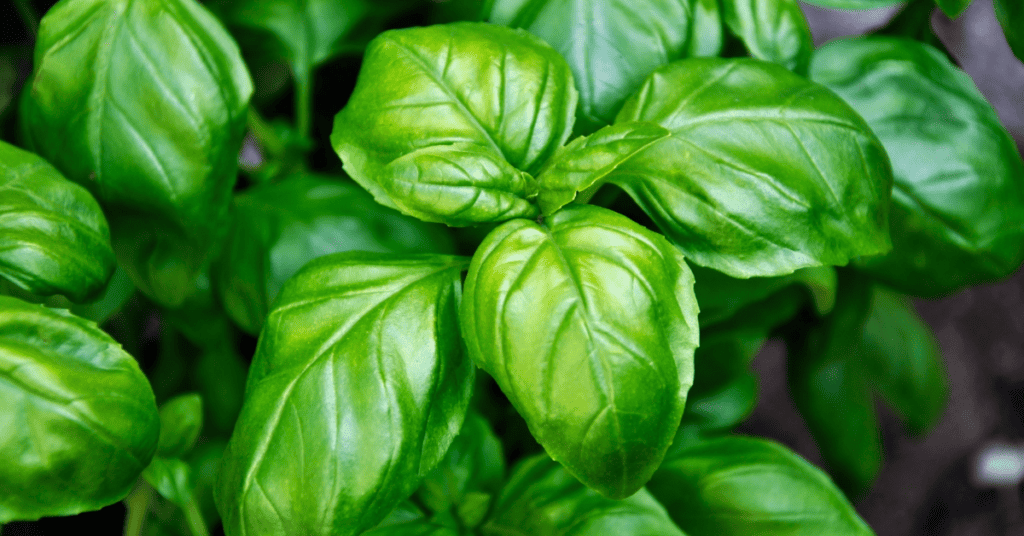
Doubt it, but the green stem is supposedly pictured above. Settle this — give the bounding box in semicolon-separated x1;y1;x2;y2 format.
294;68;313;142
247;107;288;159
183;494;210;536
14;0;38;38
123;483;153;536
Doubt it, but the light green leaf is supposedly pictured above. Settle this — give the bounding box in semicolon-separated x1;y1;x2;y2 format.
142;457;195;509
156;393;204;459
689;0;725;57
935;0;972;19
722;0;813;73
21;0;252;308
461;204;699;499
0;296;159;523
810;36;1024;297
649;436;875;536
995;0;1024;62
0;141;115;302
612;58;893;278
216;252;474;536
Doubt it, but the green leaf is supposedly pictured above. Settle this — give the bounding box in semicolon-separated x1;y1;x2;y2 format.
481;454;685;535
785;271;881;498
935;0;972;19
810;37;1024;297
995;0;1024;62
798;0;904;8
331;22;576;224
648;436;875;536
689;0;725;58
214;175;455;334
0;141;115;302
461;204;699;499
681;371;758;433
722;0;813;73
362;521;459;536
157;393;204;459
216;252;474;536
488;0;697;133
861;286;948;435
142;457;195;509
20;0;253;308
694;265;837;327
612;58;893;278
0;296;160;523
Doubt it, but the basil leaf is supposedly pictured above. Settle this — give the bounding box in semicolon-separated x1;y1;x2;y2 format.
810;37;1024;297
216;252;474;536
722;0;813;74
612;58;893;278
214;175;455;334
0;141;115;302
488;0;696;133
21;0;252;308
0;296;159;522
995;0;1024;62
331;22;576;223
935;0;972;19
156;393;203;459
690;0;725;58
785;271;881;497
648;436;875;536
141;457;195;509
862;286;948;435
681;371;758;433
363;522;459;536
694;265;837;327
798;0;903;7
461;204;699;499
481;454;684;535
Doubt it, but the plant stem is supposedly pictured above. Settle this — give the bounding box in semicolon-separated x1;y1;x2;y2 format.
14;0;38;38
183;495;211;536
294;69;313;142
247;107;287;159
123;483;153;536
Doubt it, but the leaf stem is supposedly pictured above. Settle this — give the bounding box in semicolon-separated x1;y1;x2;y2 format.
123;482;153;536
183;494;211;536
14;0;38;38
294;69;313;142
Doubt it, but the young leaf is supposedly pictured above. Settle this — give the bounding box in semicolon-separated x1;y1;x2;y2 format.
331;22;576;224
20;0;252;308
216;252;474;536
612;58;893;278
689;0;725;58
461;204;699;499
487;0;696;133
935;0;972;19
995;0;1024;62
0;141;115;302
648;436;875;536
142;457;195;509
693;265;837;327
481;454;685;535
213;175;455;334
810;37;1024;297
156;393;204;459
0;297;160;523
861;286;948;435
721;0;813;74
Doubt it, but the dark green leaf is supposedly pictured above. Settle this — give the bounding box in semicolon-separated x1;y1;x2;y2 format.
995;0;1024;62
694;265;837;327
0;141;115;302
935;0;972;19
861;286;948;435
648;436;875;536
20;0;252;308
216;252;474;536
798;0;903;7
481;454;684;535
214;175;455;334
331;22;576;224
810;37;1024;297
142;457;195;509
362;521;459;536
156;393;203;459
722;0;813;73
681;371;758;433
0;296;159;522
612;58;893;278
488;0;696;133
461;204;699;499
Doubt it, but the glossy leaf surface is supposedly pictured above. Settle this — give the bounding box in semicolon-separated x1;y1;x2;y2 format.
214;175;455;334
810;37;1024;297
332;22;576;224
648;436;875;536
21;0;252;308
487;0;695;133
481;455;684;535
216;252;474;536
156;393;204;459
0;141;114;302
0;297;159;522
722;0;813;73
613;58;892;278
995;0;1024;62
461;205;699;499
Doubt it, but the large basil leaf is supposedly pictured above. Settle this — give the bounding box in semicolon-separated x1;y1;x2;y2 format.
487;0;695;134
810;37;1024;297
461;204;699;499
21;0;252;308
0;296;160;522
995;0;1024;62
610;58;892;278
0;141;114;302
648;436;875;536
721;0;813;74
861;286;948;435
935;0;972;19
798;0;903;7
214;175;455;334
481;454;684;535
331;22;576;225
216;252;474;536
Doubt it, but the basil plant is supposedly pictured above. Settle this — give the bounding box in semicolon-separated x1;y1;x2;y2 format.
1;0;1021;535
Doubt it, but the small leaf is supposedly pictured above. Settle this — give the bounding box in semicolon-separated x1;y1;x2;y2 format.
722;0;813;73
461;204;699;499
156;393;203;459
694;265;837;327
995;0;1024;62
689;0;725;58
935;0;973;19
142;457;195;509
